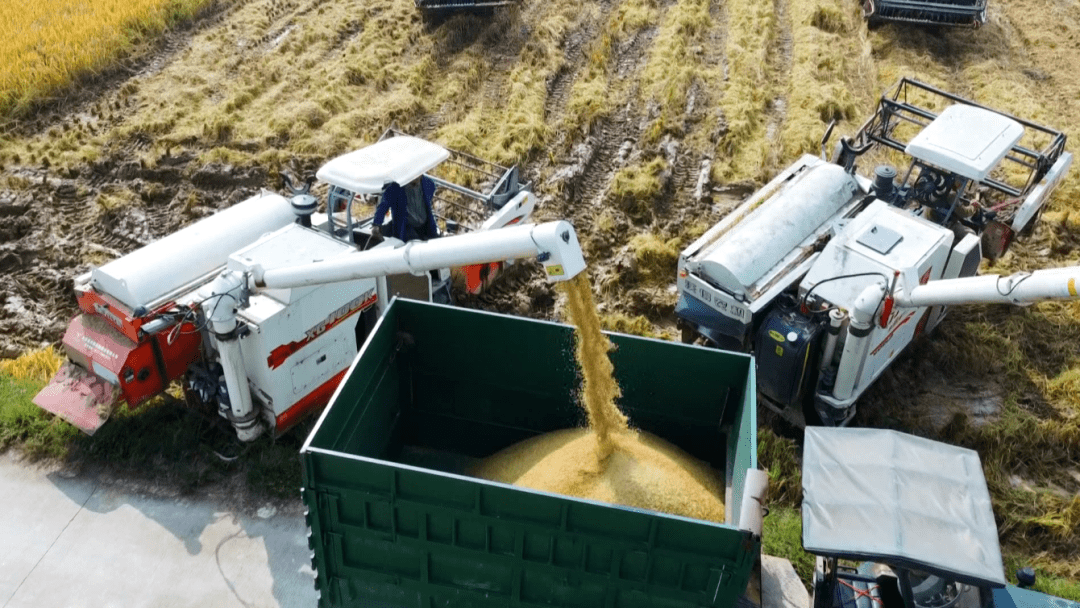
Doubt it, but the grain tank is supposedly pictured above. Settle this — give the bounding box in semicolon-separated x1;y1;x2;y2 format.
301;298;762;608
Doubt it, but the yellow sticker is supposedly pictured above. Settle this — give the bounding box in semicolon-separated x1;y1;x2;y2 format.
775;345;784;357
768;330;785;343
546;264;565;277
1069;277;1077;297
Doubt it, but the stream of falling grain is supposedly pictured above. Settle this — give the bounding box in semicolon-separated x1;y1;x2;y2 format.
561;272;628;460
472;272;726;523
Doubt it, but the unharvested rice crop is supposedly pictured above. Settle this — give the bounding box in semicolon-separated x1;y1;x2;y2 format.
0;0;211;116
0;347;61;382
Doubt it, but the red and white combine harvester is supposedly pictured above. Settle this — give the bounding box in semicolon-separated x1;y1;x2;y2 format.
34;133;585;441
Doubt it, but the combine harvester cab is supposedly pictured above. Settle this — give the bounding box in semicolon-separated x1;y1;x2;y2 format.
301;298;764;608
862;0;988;28
34;132;550;440
676;77;1073;426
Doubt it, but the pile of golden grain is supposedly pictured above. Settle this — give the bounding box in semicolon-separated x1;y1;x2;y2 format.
473;274;725;523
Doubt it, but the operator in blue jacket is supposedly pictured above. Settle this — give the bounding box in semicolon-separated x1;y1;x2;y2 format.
371;176;439;242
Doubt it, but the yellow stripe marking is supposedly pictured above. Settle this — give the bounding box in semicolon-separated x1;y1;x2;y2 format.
1069;278;1077;297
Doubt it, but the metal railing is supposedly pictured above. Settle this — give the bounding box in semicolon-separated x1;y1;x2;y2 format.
849;77;1067;199
373;128;531;233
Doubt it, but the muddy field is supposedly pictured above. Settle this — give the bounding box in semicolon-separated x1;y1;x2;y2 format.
2;0;1080;585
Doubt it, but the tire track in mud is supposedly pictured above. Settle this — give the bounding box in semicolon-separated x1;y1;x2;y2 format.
657;0;729;230
0;152;272;353
763;0;792;171
473;6;545;115
508;5;664;324
663;0;728;219
541;0;618;127
548;22;659;216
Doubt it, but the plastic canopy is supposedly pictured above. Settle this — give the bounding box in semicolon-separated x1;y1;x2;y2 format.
801;427;1006;588
316;136;449;195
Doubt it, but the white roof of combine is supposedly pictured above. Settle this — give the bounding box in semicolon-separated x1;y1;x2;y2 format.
906;104;1023;182
802;427;1006;588
316;136;450;194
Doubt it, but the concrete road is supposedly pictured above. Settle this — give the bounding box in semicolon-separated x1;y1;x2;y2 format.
0;452;317;608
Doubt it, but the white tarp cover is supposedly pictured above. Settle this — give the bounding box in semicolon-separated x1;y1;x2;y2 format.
802;427;1006;588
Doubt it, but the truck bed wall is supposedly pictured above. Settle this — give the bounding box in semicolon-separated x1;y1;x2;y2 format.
301;299;758;608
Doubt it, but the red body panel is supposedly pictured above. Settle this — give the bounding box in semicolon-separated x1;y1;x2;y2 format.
77;288;156;343
461;262;505;294
274;369;347;435
61;309;201;408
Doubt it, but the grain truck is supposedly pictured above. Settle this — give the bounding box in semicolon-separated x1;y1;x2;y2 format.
300;297;765;608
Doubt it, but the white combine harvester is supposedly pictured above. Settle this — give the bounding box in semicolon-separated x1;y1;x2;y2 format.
34;133;585;441
677;77;1076;425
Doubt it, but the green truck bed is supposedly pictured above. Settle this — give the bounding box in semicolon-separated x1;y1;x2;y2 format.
301;298;759;607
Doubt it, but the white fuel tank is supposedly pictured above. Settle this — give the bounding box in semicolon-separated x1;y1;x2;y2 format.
91;192;296;311
696;162;860;297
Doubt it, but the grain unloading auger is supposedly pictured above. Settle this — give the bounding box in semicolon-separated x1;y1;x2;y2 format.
33;134;585;441
677;77;1075;426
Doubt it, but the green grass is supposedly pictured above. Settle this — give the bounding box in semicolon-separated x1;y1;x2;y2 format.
0;373;77;458
68;395;304;499
1003;555;1080;602
762;505;814;586
758;426;802;508
758;427;814;587
0;368;302;500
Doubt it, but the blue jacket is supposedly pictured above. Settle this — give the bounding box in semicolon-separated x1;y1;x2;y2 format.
374;176;438;241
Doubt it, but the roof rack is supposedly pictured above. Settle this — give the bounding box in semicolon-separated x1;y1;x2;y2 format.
849;77;1067;199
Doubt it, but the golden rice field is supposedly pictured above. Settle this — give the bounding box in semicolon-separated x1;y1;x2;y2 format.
0;0;210;117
